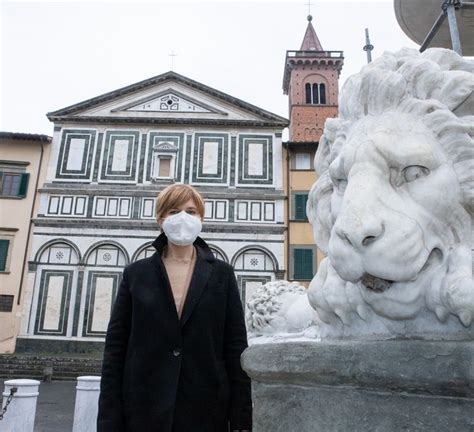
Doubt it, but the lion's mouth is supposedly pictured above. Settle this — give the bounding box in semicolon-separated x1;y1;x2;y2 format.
361;248;443;293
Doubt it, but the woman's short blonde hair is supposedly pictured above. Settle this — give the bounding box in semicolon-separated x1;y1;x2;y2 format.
155;184;205;220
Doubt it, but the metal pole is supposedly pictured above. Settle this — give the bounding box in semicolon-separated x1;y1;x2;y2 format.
363;28;374;63
445;1;463;55
419;10;447;52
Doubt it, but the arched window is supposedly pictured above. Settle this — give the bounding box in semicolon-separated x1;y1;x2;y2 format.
312;84;320;104
82;243;127;338
38;241;79;265
232;248;276;272
305;82;326;105
305;83;312;104
133;243;156;261
319;83;326;104
32;241;80;337
208;245;228;263
86;244;127;267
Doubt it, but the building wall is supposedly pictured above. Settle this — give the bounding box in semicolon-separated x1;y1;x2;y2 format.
288;64;340;142
289;105;338;142
17;122;286;351
0;138;51;353
284;50;342;286
286;151;320;287
289;67;340;107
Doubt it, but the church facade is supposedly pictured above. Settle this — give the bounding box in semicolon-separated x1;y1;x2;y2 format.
16;72;288;352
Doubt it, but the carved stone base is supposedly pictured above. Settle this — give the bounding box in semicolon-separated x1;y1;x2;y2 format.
241;340;474;432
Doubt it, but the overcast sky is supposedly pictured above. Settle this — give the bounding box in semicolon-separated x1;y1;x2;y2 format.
1;0;418;135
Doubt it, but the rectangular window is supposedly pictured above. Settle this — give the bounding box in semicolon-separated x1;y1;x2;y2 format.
0;295;14;312
158;157;171;177
0;239;10;272
295;153;312;170
294;193;309;220
293;248;314;280
0;172;29;198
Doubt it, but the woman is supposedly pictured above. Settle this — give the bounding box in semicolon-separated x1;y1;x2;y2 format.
97;184;252;432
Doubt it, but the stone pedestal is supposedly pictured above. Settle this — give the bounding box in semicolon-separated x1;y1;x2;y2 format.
72;376;101;432
242;340;474;432
1;379;40;432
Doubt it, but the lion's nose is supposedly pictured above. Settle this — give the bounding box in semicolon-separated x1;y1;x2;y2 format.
335;222;385;248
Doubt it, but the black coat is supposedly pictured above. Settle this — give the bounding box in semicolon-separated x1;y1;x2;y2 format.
97;234;252;432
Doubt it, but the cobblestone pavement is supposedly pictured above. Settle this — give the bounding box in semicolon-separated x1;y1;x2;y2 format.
1;379;76;432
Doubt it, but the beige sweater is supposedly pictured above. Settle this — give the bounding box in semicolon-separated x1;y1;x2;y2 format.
162;247;197;318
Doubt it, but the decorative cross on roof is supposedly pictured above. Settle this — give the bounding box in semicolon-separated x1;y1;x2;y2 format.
169;51;178;71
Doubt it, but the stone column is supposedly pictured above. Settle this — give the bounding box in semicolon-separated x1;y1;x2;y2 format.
72;376;101;432
1;379;40;432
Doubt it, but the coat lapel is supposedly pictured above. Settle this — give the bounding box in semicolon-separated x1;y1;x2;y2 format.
153;252;181;328
180;255;213;327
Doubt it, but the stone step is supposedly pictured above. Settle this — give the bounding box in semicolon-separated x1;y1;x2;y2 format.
0;354;103;380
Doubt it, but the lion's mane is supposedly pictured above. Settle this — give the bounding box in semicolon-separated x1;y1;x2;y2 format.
309;48;473;255
307;48;474;336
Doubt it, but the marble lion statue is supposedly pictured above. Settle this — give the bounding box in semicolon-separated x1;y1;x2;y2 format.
246;281;317;337
307;48;474;338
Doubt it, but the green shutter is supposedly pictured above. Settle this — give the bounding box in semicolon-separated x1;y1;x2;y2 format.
293;248;313;280
0;240;9;272
295;194;308;220
18;173;30;198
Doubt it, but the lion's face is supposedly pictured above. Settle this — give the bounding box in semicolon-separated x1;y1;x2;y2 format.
326;113;464;318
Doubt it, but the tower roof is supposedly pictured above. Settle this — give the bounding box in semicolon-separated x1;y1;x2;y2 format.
282;15;343;94
300;15;323;51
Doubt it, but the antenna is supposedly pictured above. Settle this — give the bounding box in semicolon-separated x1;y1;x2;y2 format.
363;28;374;63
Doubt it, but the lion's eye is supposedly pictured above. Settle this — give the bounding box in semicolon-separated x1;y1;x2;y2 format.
336;179;348;192
402;165;430;183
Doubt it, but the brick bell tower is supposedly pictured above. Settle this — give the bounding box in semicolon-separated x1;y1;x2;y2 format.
282;15;344;284
283;14;344;142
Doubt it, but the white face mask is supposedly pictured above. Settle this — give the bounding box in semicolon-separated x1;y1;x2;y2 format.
162;211;202;246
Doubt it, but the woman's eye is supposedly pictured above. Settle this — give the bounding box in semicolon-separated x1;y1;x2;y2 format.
402;165;430;183
186;210;197;215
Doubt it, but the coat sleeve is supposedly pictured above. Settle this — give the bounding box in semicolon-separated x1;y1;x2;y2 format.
224;267;253;431
97;267;132;432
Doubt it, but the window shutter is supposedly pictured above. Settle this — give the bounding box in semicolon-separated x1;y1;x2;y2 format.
293;248;313;280
294;249;303;279
0;240;9;272
295;194;308;220
18;173;30;198
302;249;314;279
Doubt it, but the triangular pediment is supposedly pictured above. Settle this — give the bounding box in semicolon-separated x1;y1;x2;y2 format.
118;89;220;114
47;71;288;127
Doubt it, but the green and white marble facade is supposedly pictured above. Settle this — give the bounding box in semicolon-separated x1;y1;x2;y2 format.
18;72;288;351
